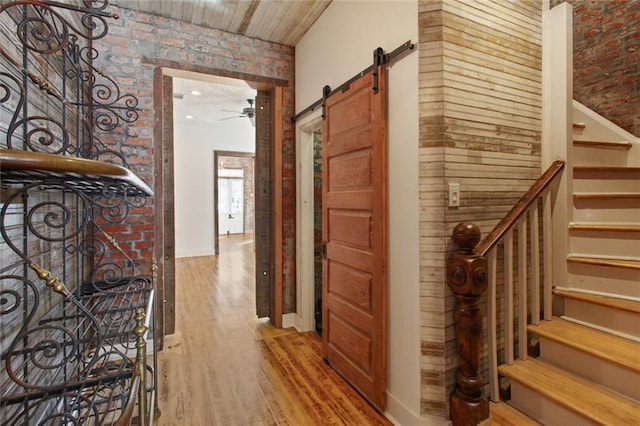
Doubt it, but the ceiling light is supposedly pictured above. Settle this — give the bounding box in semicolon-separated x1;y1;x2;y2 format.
185;115;193;119
190;90;201;96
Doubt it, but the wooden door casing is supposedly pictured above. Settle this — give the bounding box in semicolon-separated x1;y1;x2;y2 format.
322;68;387;411
255;90;273;319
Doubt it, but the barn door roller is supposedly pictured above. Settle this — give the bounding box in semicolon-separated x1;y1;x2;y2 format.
372;47;387;94
293;40;415;123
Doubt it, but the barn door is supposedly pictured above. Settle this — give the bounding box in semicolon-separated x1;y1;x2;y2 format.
322;67;387;411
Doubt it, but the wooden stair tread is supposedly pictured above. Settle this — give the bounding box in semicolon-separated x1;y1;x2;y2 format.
569;223;640;232
484;401;541;425
554;288;640;314
499;358;640;425
528;318;640;373
573;140;632;150
574;192;640;199
567;256;640;270
574;166;640;173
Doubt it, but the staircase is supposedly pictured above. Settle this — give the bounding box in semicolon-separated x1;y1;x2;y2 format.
489;104;640;424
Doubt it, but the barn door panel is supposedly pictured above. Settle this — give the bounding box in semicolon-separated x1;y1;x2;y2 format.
322;67;387;411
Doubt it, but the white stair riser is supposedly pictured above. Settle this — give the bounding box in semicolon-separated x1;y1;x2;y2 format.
573;202;640;223
567;264;640;298
573;177;640;193
563;298;640;339
573;147;637;167
569;233;640;258
509;381;598;426
538;337;640;401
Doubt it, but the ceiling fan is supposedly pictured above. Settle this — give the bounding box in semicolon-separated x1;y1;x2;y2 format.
220;99;256;126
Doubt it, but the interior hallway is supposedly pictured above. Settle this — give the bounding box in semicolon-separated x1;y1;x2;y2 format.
155;233;391;425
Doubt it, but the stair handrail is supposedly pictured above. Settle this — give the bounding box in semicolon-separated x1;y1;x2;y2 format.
447;160;565;425
476;160;565;256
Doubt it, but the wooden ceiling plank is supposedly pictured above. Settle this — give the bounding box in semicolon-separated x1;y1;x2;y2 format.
110;0;333;46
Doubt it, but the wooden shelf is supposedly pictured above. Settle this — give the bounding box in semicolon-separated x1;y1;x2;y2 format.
0;149;153;197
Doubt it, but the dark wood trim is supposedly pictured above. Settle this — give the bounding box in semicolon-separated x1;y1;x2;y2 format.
447;223;489;425
141;57;289;89
152;62;286;330
273;86;283;327
214;150;255;256
475;160;565;256
152;68;166;350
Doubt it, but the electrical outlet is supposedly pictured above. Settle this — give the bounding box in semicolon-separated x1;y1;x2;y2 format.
449;183;460;207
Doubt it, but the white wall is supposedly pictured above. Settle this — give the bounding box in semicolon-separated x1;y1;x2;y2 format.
296;1;422;424
174;119;254;257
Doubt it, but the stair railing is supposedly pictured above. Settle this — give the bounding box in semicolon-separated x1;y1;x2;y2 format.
447;160;565;425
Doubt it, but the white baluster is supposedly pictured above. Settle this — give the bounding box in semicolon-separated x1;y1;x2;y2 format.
504;230;514;364
518;218;528;360
530;204;540;325
487;249;499;401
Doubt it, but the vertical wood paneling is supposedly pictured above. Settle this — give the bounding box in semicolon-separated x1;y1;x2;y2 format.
419;0;542;416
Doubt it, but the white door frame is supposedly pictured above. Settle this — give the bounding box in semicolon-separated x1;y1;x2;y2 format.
295;110;322;332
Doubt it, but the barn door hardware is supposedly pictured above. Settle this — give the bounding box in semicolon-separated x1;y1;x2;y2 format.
372;47;388;94
321;85;331;120
293;39;416;123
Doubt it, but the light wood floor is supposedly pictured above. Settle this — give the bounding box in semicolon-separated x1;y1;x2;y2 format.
155;234;391;425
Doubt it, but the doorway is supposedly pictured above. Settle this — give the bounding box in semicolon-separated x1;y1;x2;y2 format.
295;112;323;333
218;174;244;235
213;151;255;255
154;66;286;345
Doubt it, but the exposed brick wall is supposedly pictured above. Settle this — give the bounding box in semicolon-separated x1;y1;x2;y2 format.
313;129;323;333
93;6;297;311
559;0;640;136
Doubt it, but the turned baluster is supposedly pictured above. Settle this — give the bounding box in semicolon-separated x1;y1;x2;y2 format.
447;222;489;425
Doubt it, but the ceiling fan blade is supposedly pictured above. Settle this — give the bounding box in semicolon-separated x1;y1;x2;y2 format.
221;109;243;113
218;115;245;121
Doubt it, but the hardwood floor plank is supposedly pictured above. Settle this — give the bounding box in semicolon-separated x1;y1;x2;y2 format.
155;234;390;425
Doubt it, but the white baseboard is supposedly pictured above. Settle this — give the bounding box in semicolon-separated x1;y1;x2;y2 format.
281;313;297;329
385;392;451;426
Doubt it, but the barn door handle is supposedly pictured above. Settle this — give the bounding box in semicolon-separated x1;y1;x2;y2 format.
322;241;327;259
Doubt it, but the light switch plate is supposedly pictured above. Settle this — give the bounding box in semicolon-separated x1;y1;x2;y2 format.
449;183;460;207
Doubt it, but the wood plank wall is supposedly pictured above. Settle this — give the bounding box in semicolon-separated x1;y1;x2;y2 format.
418;0;542;418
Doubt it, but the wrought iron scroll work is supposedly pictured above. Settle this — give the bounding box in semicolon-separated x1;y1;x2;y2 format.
0;1;153;424
0;0;138;155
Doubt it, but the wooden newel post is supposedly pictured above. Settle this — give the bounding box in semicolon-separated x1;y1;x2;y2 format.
447;222;489;425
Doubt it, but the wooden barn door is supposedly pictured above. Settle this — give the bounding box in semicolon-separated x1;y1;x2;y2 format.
322;67;387;411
